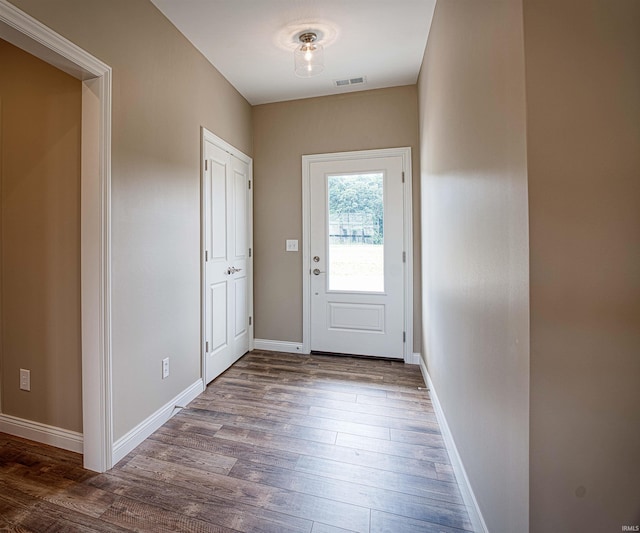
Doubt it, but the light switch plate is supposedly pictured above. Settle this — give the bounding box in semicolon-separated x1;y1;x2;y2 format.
286;239;298;252
20;369;31;391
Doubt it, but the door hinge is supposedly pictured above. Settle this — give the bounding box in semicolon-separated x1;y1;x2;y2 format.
205;250;209;262
402;171;405;183
205;341;209;352
249;316;252;326
205;160;208;171
249;248;252;258
248;180;251;190
402;251;406;263
403;331;406;343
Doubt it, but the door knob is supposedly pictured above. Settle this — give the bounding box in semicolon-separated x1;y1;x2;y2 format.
313;268;322;275
226;266;243;275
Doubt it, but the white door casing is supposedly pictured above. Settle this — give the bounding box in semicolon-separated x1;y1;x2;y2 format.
202;129;253;384
0;0;113;472
302;148;413;360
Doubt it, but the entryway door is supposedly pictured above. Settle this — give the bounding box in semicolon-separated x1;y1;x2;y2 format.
202;129;253;384
302;148;412;360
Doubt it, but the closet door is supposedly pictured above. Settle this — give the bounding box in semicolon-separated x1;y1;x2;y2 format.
203;136;251;384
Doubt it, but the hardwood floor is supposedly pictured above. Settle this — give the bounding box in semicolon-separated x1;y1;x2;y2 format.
0;350;474;532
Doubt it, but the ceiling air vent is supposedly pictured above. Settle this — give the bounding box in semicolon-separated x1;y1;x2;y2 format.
334;76;367;88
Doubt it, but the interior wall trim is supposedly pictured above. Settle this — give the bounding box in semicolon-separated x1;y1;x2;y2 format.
253;339;304;354
419;360;489;533
0;0;113;472
0;414;83;454
111;380;203;467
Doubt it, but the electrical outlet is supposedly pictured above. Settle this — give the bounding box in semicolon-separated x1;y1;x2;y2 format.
20;369;31;391
162;357;170;379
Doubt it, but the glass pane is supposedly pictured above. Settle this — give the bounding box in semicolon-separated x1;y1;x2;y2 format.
327;173;384;292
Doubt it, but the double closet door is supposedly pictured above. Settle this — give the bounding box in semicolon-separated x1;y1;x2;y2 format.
202;133;252;384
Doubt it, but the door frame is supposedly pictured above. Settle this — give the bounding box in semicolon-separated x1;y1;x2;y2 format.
200;127;254;385
302;147;413;361
0;1;113;471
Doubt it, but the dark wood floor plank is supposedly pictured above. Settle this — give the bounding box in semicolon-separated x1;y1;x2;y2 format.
0;464;76;499
302;396;439;422
211;425;440;479
194;394;312;417
0;486;41;530
311;523;359;533
229;353;424;396
300;379;390;398
17;504;130;533
176;407;338;445
308;405;442;434
0;482;130;533
128;437;238;475
356;392;434;412
258;389;434;419
335;432;451;463
183;405;391;441
436;463;457;483
389;427;445;447
370;509;475;533
384;390;433;404
89;470;311;533
0;433;83;465
149;425;301;470
161;415;223;436
99;496;237;533
0;465;116;520
121;454;370;532
0;438;93;483
309;395;437;424
0;350;474;533
228;459;472;530
254;382;358;403
293;455;464;505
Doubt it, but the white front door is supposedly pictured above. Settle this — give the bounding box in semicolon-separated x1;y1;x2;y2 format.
306;150;409;359
203;133;251;383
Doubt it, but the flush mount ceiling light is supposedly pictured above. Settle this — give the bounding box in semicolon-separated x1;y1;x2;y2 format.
294;31;324;78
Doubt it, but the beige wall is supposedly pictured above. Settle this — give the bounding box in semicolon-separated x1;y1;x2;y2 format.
524;1;640;531
420;0;639;530
0;40;82;432
9;0;252;440
252;86;421;347
418;1;530;532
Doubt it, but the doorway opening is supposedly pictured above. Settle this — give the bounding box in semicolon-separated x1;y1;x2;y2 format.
0;1;112;472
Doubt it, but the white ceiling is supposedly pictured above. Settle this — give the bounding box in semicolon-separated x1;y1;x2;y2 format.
150;0;436;105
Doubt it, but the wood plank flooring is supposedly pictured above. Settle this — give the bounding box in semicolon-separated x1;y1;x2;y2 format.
0;350;474;532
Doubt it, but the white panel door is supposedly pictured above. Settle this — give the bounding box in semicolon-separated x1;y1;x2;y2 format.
309;154;405;358
203;139;250;383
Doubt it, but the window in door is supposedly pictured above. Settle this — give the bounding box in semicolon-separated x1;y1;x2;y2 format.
327;172;385;293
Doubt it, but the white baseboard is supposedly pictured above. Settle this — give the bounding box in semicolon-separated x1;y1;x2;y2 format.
406;352;421;365
0;413;83;453
111;379;203;466
419;360;488;533
253;339;304;354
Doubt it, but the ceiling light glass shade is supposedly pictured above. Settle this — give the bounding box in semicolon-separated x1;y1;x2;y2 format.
294;33;324;77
